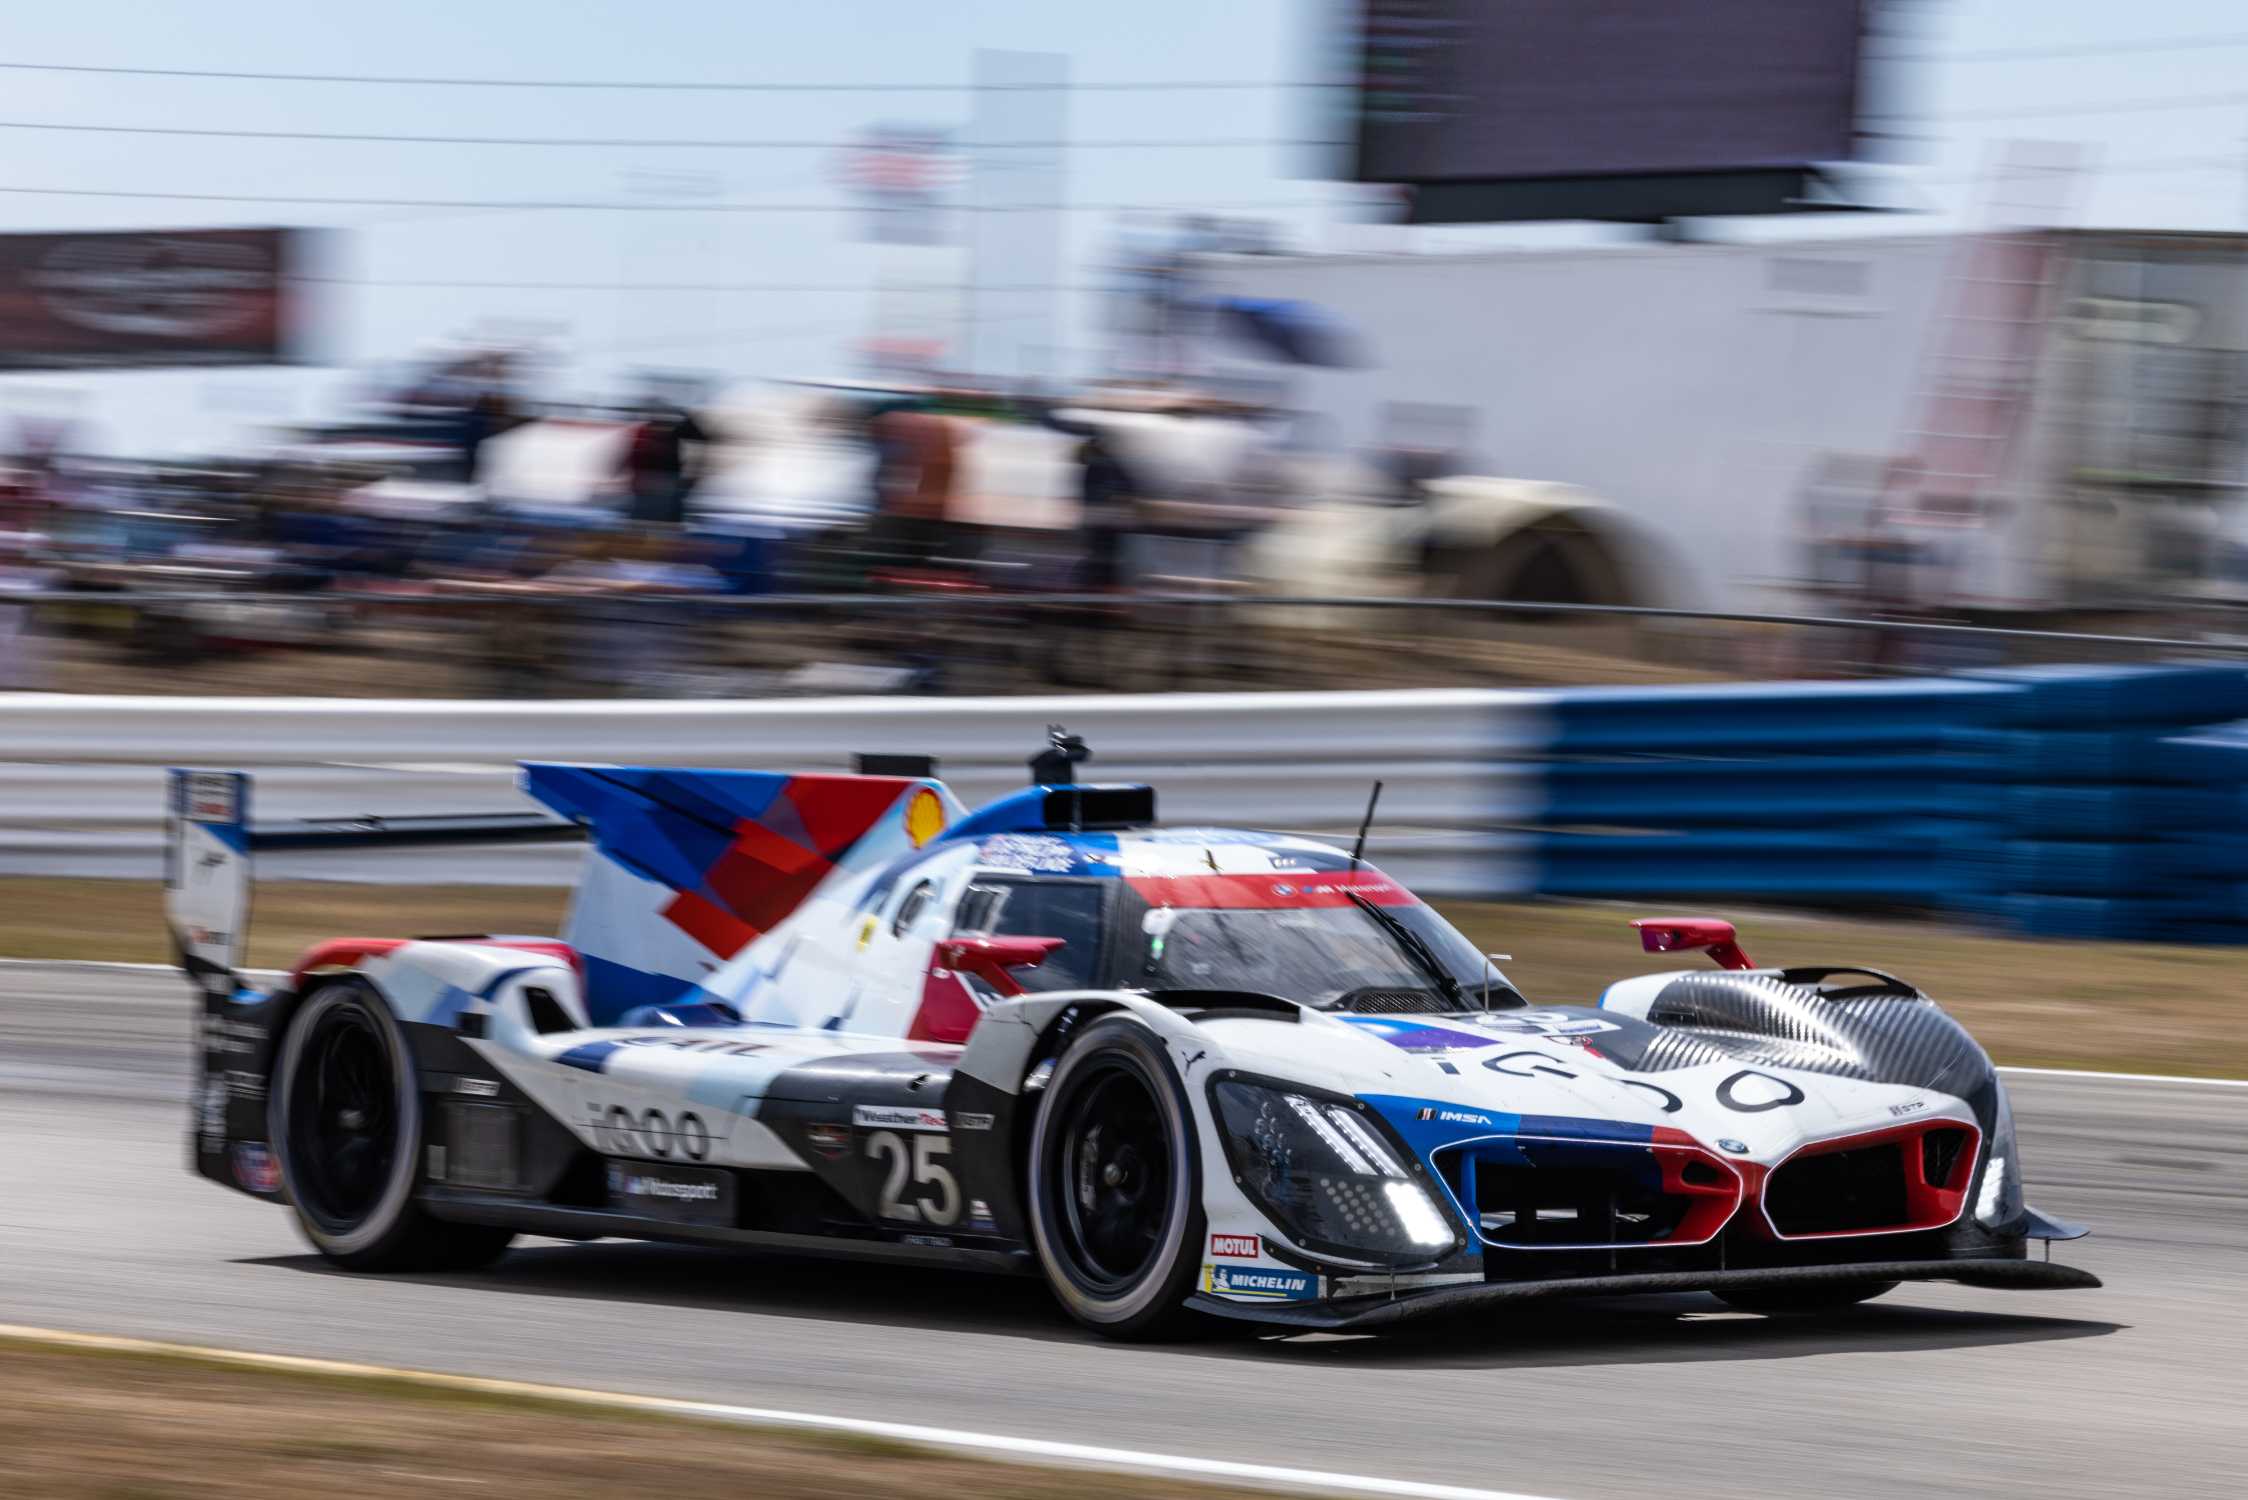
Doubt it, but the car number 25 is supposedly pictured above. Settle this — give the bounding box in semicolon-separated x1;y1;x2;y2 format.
866;1129;960;1225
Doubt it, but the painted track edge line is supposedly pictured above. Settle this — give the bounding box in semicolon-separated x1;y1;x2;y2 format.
0;1323;1563;1500
1996;1065;2248;1090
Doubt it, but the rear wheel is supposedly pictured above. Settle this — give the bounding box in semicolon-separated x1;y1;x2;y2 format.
1716;1279;1898;1315
271;979;513;1272
1025;1017;1206;1340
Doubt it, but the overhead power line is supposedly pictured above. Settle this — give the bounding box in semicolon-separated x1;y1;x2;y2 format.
1870;87;2248;125
0;59;1320;92
0;119;1310;150
1898;29;2248;64
0;182;1333;213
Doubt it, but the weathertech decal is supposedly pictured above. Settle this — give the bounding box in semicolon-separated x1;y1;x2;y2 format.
1209;1233;1260;1258
853;1104;948;1131
1203;1264;1317;1300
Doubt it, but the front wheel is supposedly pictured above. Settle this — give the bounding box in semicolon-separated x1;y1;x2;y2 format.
270;979;514;1272
1716;1279;1898;1315
1025;1016;1207;1340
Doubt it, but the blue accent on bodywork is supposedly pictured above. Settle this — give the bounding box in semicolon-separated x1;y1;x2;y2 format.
946;787;1062;841
1363;1094;1658;1162
615;1000;743;1029
518;764;750;894
580;955;706;1026
556;1039;625;1073
1338;1016;1498;1053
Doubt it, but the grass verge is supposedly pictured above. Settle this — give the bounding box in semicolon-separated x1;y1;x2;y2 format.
1;876;2240;1078
0;1333;1296;1500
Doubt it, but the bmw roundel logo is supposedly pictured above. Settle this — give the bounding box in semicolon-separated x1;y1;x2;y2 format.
1717;1138;1750;1154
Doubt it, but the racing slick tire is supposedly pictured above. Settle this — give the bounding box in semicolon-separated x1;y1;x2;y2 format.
270;978;514;1272
1025;1016;1208;1341
1715;1280;1899;1315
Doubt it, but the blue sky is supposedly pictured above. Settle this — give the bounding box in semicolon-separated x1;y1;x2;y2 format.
3;0;2247;454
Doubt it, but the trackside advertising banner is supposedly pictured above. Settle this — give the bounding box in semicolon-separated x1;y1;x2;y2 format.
0;227;325;371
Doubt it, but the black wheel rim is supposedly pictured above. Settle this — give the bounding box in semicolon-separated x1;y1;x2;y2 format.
1049;1059;1173;1293
287;1002;398;1231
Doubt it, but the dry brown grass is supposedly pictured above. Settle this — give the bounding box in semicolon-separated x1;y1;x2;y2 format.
2;878;2239;1077
0;1338;1286;1500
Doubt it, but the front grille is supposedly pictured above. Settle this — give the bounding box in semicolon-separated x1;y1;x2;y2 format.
1471;1163;1694;1246
1765;1141;1907;1236
1921;1127;1970;1191
1438;1140;1739;1251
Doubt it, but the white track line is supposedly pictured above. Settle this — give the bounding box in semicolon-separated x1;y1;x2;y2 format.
1997;1065;2248;1090
5;959;2246;1090
0;1324;1560;1500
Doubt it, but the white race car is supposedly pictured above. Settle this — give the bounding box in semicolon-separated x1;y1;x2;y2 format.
172;733;2094;1340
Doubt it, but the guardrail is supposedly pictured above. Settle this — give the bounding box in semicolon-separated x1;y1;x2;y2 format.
0;688;1545;894
5;668;2245;942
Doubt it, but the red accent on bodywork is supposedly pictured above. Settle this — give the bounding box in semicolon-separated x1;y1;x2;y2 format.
788;775;914;859
1756;1119;1982;1241
1646;1125;1750;1244
1631;917;1754;970
1124;872;1415;910
704;821;832;934
906;966;983;1045
287;937;407;989
293;936;584;990
469;938;582;979
660;890;761;959
933;935;1065;998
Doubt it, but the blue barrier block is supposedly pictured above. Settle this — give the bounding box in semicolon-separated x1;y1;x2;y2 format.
1999;839;2204;896
1944;728;2181;782
1546;679;2015;754
1540;754;1987;826
1965;664;2248;728
1531;824;1968;900
2166;723;2248;783
2000;785;2239;838
1996;894;2173;941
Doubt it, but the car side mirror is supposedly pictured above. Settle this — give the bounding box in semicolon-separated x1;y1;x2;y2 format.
935;935;1066;997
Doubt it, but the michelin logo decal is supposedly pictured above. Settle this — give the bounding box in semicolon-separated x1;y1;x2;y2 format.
1202;1264;1318;1301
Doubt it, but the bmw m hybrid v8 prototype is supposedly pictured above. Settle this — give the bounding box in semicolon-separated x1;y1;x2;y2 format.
173;734;2094;1339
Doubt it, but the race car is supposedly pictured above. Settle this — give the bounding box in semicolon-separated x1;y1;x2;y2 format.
169;732;2095;1340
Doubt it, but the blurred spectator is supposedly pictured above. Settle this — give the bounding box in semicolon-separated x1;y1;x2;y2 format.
0;529;58;689
620;405;710;525
867;403;961;569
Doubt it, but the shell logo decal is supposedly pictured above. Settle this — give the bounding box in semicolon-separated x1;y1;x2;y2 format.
905;787;946;848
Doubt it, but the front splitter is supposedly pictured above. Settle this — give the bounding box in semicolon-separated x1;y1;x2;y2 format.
1186;1257;2101;1331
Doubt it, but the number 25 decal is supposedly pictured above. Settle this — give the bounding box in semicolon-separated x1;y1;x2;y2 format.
867;1129;960;1225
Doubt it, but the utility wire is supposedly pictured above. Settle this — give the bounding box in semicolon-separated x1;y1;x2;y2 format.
0;182;1334;211
1870;88;2248;125
0;59;1324;92
1897;29;2248;64
0;118;1314;149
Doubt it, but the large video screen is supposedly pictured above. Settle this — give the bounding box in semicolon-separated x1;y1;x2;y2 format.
1354;0;1865;185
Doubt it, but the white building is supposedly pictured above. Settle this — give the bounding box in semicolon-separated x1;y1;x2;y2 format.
1202;230;2248;615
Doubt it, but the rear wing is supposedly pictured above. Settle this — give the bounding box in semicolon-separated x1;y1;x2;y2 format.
163;768;582;998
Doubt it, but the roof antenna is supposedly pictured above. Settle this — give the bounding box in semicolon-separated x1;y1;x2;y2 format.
1030;725;1091;786
1348;780;1384;875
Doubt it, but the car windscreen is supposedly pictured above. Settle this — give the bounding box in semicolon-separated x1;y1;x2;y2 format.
1125;901;1521;1012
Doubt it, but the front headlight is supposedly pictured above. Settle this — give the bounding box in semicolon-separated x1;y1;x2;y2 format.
1213;1079;1460;1264
1974;1079;2025;1228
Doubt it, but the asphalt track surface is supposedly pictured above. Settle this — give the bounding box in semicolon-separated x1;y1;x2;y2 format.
4;965;2243;1499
